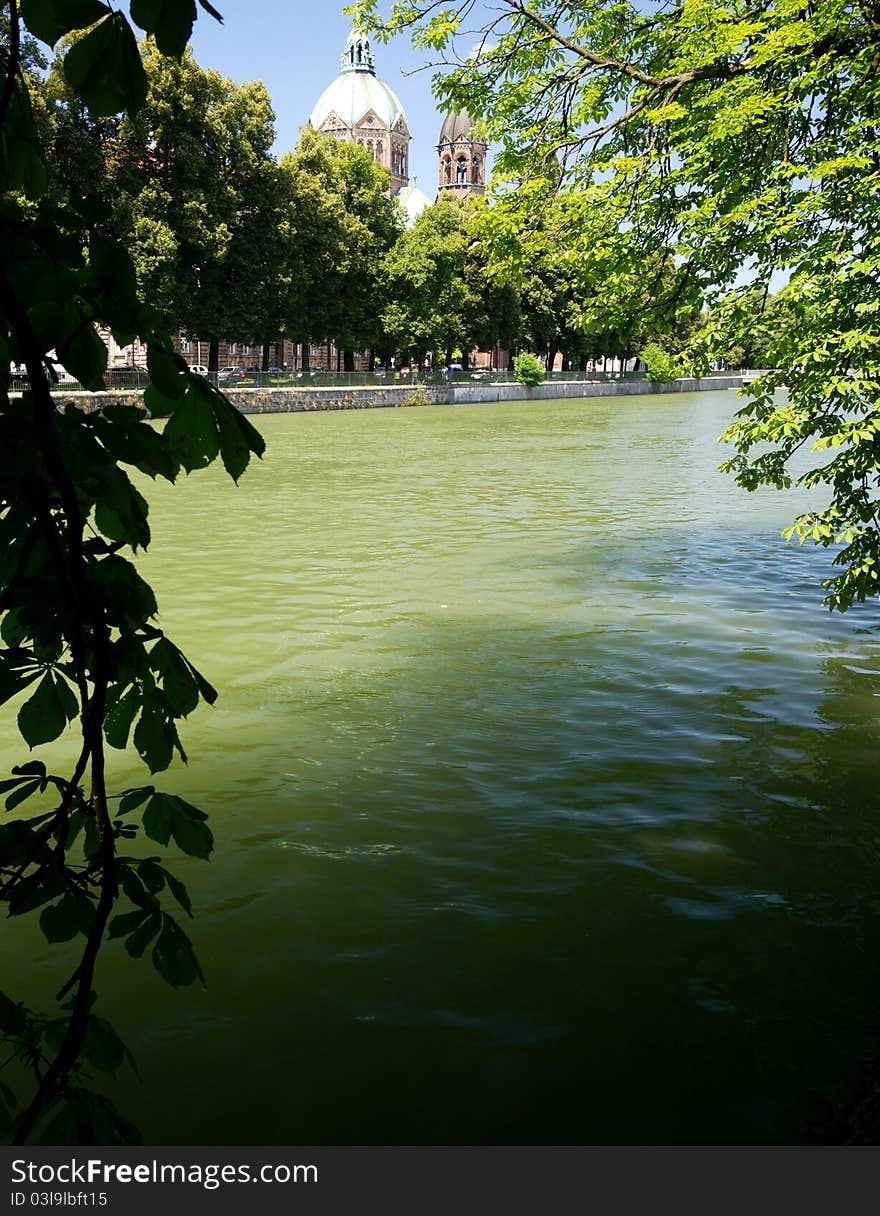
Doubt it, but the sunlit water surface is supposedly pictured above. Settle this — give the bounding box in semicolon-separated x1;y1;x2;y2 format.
4;391;880;1144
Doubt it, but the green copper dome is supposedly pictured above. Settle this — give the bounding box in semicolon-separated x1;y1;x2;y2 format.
310;29;408;132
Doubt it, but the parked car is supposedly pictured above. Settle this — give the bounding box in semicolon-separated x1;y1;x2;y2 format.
218;366;247;384
244;366;262;375
188;364;209;377
266;366;285;375
471;368;492;380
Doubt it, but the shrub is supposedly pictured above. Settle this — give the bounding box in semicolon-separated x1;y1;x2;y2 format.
513;352;546;386
640;342;682;383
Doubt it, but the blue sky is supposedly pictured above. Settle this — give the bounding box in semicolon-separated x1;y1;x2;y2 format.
188;1;458;193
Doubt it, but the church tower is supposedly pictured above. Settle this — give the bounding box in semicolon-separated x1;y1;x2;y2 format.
309;28;411;195
437;109;487;199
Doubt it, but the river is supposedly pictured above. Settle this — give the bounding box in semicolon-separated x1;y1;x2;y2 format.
4;390;880;1144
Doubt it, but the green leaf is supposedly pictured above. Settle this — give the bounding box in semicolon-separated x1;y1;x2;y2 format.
20;0;111;46
39;1088;141;1146
0;647;40;708
164;382;220;472
40;894;80;944
5;779;42;812
0;991;28;1037
143;383;179;420
8;863;68;917
56;310;108;389
0;76;47;197
0;820;49;867
211;391;265;482
146;343;186;400
118;785;154;814
130;0;197;55
133;700;174;774
138;858;166;894
0;1080;16;1116
82;1016;128;1075
63;13;148;118
124;910;162;958
90;554;157;631
88;233;140;332
18;672;70;747
141;793;172;846
143;793;213;858
105;685;142;750
149;638;200;716
163;868;193;917
151;914;204;988
96;406;178;481
108;909;150;939
94;466;151;550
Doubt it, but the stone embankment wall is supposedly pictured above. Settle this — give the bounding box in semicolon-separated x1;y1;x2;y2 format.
54;376;745;415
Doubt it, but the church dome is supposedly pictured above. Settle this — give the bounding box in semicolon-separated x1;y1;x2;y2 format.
310;29;408;132
439;108;479;145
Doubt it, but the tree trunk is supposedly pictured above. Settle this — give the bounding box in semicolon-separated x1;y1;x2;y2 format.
208;339;219;374
343;348;355;372
461;347;470;370
261;344;270;371
579;353;588;373
301;342;310;373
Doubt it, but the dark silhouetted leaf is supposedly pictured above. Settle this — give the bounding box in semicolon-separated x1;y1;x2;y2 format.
18;672;69;747
151;914;204;988
63;14;148;117
20;0;111;46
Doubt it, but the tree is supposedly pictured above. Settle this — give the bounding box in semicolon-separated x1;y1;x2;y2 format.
321;133;403;370
353;0;880;608
382;193;515;367
111;44;278;373
1;0;264;1144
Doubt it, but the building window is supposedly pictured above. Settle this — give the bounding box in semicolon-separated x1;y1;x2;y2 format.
472;157;481;184
444;157;451;183
229;342;237;356
456;157;467;184
242;344;251;356
180;338;190;354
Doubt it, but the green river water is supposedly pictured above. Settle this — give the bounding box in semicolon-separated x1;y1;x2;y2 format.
4;390;880;1144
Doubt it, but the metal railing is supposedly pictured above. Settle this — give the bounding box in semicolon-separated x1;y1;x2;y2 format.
9;365;748;397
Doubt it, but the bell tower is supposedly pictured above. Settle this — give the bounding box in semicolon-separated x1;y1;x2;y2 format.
437;108;487;200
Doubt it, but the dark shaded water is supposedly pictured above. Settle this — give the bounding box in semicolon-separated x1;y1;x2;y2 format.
4;391;880;1143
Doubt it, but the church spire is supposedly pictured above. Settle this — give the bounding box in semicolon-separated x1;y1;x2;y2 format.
341;27;376;75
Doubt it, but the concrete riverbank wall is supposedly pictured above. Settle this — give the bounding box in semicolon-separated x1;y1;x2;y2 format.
53;375;745;415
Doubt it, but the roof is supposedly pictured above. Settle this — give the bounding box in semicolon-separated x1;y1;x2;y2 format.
310;29;408;133
439;108;478;145
397;185;432;226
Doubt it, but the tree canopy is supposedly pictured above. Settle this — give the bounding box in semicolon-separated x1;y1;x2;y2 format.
352;0;880;609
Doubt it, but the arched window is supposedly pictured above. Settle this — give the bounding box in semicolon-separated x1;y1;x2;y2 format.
472;157;481;184
456;157;467;184
444;157;451;183
376;141;383;161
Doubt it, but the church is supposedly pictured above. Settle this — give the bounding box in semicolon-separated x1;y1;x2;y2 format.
309;27;487;227
108;27;489;375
